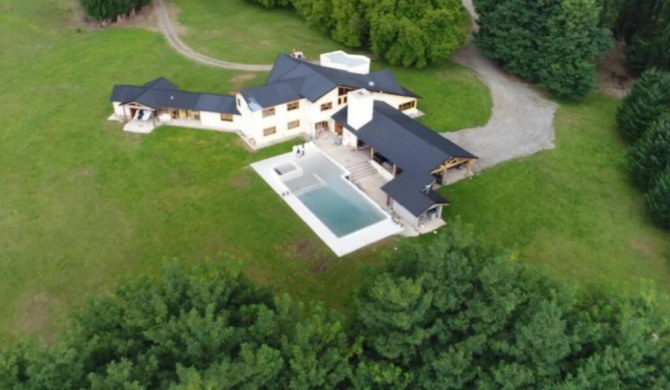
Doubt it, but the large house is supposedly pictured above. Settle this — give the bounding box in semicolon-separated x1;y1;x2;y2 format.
109;51;477;230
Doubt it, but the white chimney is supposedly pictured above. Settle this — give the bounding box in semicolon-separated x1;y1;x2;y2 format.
347;89;374;130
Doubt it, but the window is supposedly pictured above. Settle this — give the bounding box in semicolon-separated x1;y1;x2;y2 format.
287;101;300;111
399;101;416;111
338;87;353;96
287;120;300;129
194;112;200;120
262;107;275;117
263;126;277;136
237;98;241;107
320;102;333;111
221;113;233;122
338;96;348;105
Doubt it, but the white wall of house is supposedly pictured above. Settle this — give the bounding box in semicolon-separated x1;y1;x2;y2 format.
391;200;420;226
371;93;418;116
200;111;241;130
342;129;358;148
113;102;125;118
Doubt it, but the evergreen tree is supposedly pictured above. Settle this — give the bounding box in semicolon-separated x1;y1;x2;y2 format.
646;169;670;229
616;69;670;143
80;0;151;23
474;0;611;100
629;115;670;190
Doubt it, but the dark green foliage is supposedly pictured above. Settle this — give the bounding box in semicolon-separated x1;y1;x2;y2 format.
247;0;291;8
646;169;670;228
474;0;611;100
364;0;467;68
354;221;670;388
244;0;466;68
0;263;353;388
79;0;151;22
629;115;670;190
616;69;670;143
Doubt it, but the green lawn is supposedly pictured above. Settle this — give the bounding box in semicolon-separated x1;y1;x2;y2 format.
2;0;668;350
175;0;344;64
443;93;670;296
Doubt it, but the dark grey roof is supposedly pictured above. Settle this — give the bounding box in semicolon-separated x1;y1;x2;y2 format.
335;101;477;174
333;101;476;217
240;53;418;110
110;77;240;115
381;174;449;217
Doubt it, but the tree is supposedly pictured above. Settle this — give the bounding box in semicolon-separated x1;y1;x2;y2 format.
629;115;670;190
365;0;467;68
474;0;611;100
646;169;670;229
80;0;151;23
616;69;670;143
354;220;670;388
0;263;354;388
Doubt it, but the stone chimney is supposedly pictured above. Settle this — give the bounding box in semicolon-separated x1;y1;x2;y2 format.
347;89;374;130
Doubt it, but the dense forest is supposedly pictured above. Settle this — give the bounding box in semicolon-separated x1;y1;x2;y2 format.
2;223;668;388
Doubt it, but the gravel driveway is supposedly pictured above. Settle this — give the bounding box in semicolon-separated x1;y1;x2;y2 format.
444;0;557;182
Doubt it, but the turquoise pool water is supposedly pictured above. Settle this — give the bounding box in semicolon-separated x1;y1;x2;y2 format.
282;154;386;238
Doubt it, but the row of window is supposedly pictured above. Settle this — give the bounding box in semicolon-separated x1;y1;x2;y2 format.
262;100;301;118
263;120;301;136
259;98;416;119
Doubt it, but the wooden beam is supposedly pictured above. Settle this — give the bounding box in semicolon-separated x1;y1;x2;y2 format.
392;163;397;177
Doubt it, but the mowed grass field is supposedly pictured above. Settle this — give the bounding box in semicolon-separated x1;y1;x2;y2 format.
1;0;669;349
0;0;489;345
444;94;670;295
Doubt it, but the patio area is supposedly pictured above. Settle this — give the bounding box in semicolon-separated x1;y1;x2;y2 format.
314;131;446;236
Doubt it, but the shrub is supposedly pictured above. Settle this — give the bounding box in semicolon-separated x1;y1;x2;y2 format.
646;169;670;229
474;0;611;100
629;115;670;190
80;0;151;23
616;69;670;143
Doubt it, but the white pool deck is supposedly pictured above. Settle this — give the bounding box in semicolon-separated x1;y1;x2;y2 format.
251;142;404;256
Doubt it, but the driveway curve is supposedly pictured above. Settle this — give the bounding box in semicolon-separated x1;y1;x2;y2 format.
444;0;557;181
154;0;557;180
154;0;271;71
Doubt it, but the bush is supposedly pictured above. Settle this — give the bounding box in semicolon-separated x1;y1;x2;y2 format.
80;0;151;23
474;0;611;100
629;115;670;190
616;69;670;143
646;169;670;229
245;0;467;68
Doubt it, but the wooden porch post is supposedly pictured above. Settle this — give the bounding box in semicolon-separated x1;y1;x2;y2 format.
392;164;398;177
370;147;375;160
441;166;448;186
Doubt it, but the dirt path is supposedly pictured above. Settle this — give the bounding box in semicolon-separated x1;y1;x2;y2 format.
444;0;557;181
154;0;271;71
154;0;557;178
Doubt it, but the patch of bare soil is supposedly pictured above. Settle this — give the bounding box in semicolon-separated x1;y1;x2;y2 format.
597;41;635;99
231;170;251;188
228;73;257;92
109;4;158;32
284;239;331;274
631;239;655;258
16;293;57;342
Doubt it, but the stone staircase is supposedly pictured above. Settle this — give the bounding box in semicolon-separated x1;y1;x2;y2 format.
347;160;377;183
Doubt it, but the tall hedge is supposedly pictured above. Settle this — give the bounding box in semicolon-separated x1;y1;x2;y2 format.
474;0;611;100
616;69;670;143
629;115;670;190
80;0;152;22
245;0;467;68
646;169;670;229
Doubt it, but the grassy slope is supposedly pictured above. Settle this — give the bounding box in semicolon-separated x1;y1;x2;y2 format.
175;0;344;64
0;1;393;345
443;93;670;295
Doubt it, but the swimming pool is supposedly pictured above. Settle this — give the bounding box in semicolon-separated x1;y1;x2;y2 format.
251;143;403;256
281;154;386;237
